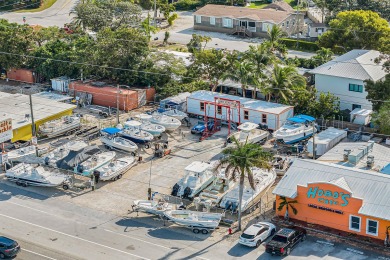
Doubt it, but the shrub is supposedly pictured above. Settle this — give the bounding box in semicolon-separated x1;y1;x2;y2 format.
280;38;319;52
173;0;202;10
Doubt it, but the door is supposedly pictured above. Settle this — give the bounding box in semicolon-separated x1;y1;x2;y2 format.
240;21;247;28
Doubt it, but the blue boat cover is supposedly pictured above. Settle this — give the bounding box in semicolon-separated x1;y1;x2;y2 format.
289;114;316;123
381;163;390;175
102;127;121;135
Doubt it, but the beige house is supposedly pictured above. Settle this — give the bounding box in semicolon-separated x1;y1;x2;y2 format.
193;2;304;37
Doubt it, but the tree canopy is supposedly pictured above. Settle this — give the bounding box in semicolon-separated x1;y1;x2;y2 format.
365;74;390;111
318;10;390;52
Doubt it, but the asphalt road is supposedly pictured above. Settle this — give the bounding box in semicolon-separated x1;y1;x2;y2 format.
0;181;386;260
0;0;77;27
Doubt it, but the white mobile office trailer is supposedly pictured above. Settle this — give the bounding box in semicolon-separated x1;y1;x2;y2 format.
307;127;347;157
186;91;294;131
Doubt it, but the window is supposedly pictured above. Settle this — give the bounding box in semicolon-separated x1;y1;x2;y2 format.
366;219;378;236
244;110;249;120
210;16;215;25
349;215;361;232
223;18;233;28
352;104;362;110
286;21;290;28
282;22;284;27
217;106;222;114
200;102;205;111
196;15;202;24
349;84;363;93
248;22;256;28
262;22;272;32
262;114;267;124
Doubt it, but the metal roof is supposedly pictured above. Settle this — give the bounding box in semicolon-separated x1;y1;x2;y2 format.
189;91;293;114
273;159;390;221
318;142;390;173
161;92;191;105
309;49;386;81
0;92;76;129
32;91;73;102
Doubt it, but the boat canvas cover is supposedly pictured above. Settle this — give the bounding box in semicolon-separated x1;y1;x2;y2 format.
289;114;315;123
56;145;100;170
102;128;121;135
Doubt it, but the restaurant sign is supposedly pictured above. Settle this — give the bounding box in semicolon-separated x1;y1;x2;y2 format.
307;186;351;207
0;118;12;143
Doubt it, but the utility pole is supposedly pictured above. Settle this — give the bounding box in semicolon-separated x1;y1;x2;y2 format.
29;94;36;137
295;0;300;48
116;84;120;125
153;0;157;26
312;121;316;159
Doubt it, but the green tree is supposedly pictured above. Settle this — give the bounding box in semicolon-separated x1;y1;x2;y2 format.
221;60;256;98
318;10;390;52
187;34;211;53
309;92;340;119
266;26;287;57
373;102;390;135
157;80;209;98
163;31;170;45
365;74;390;111
277;196;298;220
312;47;333;65
214;137;272;230
265;65;306;103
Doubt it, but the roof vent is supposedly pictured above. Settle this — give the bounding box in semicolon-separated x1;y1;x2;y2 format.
343;149;351;161
367;155;374;169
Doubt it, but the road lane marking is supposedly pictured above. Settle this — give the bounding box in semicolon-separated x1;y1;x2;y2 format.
61;0;73;9
7;201;59;217
22;249;58;260
0;213;149;260
104;229;172;250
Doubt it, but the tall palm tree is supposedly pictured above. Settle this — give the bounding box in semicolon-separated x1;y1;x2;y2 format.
266;25;287;57
277;196;298;220
265;65;306;103
221;60;256;98
214;137;272;231
244;44;275;98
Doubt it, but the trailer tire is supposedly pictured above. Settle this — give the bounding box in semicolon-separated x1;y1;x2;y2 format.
117;174;123;179
201;229;209;235
21;183;27;187
16;181;21;186
63;184;69;190
144;144;150;149
131;152;136;156
193;228;200;234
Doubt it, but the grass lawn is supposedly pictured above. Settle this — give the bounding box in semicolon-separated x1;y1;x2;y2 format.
247;1;269;9
16;0;57;13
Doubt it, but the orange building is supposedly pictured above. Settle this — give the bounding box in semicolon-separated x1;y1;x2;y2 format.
273;159;390;242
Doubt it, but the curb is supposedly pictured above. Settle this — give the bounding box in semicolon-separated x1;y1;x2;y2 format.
316;240;334;246
346;248;364;255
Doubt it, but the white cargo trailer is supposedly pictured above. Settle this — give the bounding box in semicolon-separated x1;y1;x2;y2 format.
186;91;294;131
307;127;347;157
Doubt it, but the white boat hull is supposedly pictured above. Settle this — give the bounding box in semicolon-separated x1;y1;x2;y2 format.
39;116;81;138
163;210;222;229
76;151;116;176
100;136;138;153
228;129;269;144
44;141;87;167
8;146;36;161
274;128;314;144
97;157;136;181
177;176;216;198
149;115;181;131
133;200;174;216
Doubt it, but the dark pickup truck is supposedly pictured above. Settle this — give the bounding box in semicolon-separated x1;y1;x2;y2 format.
265;227;307;256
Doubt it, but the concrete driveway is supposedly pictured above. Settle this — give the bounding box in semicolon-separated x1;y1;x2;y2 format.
0;0;77;27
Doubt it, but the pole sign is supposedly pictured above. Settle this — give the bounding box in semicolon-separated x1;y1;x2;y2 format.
0;118;12;143
0;153;8;165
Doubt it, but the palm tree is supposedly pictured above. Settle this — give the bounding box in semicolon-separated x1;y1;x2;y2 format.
314;47;334;65
277;196;298;221
221;60;256;98
244;44;275;98
265;65;306;103
266;26;287;57
214;137;272;231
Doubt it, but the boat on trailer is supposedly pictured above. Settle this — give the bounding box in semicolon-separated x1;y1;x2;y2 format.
171;161;217;199
75;151;116;176
156;108;188;121
227;122;269;144
100;128;138;154
7;145;37;162
39;115;81;138
132;199;175;216
273;114;316;144
134;114;166;137
43;141;87;167
118;121;154;144
219;168;276;213
163;210;222;230
148;114;181;132
5;163;71;189
96;156;136;181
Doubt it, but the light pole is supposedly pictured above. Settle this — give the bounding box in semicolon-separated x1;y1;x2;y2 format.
148;157;154;200
116;85;130;125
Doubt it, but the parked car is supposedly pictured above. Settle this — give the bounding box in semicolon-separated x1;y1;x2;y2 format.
265;227;307;256
239;222;276;247
191;121;215;134
0;236;20;259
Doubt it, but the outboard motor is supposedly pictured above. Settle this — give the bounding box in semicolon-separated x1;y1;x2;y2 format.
171;183;180;196
76;164;84;173
225;201;232;211
44;156;50;165
183;187;192;199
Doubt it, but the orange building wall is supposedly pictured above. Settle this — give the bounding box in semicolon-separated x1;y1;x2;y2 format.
145;88;156;102
7;68;35;83
276;183;390;241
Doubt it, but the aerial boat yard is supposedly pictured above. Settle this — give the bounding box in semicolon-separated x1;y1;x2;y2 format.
0;0;389;258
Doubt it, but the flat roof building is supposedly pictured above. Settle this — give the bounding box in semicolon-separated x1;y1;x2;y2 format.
0;92;76;142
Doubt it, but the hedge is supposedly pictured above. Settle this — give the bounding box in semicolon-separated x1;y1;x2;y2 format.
173;0;202;10
280;38;319;52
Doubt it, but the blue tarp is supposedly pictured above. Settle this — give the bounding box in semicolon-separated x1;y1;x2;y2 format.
381;164;390;175
102;127;121;135
289;114;316;123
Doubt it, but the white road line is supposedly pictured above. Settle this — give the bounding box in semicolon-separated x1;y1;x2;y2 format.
196;256;211;260
22;249;58;260
0;213;149;260
104;229;172;250
6;201;59;217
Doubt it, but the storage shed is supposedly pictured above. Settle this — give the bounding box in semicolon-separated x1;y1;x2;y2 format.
186;91;294;130
350;108;372;125
51;76;70;92
160;92;191;111
7;68;36;83
306;127;347;157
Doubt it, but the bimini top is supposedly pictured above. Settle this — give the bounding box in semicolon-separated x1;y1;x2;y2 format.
237;122;258;131
124;121;142;127
101;128;121;135
185;161;212;173
288;115;315;123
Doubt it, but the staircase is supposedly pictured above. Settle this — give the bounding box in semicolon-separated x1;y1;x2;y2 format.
231;26;252;37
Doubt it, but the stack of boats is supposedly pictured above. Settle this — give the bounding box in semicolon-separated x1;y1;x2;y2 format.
273;114;317;144
227;122;269;144
39;115;81;138
7;145;37;162
100;128;138;153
